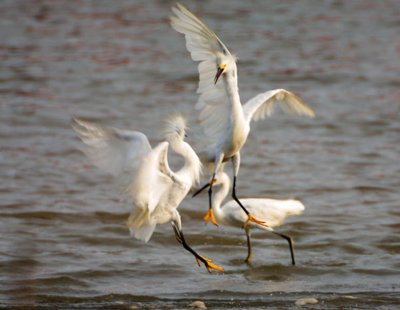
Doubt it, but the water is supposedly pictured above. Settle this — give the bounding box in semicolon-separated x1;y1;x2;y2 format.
1;0;399;308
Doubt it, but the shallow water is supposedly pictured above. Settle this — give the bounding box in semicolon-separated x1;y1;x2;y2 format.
1;0;399;309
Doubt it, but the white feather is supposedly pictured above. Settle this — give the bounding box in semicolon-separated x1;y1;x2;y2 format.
73;116;201;243
243;89;316;123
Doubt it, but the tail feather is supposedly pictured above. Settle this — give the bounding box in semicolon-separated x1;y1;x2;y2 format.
127;207;156;243
263;199;305;227
280;200;305;216
129;224;156;243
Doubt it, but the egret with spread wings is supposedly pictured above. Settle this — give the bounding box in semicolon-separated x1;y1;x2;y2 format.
170;4;315;227
72;116;222;273
193;172;305;265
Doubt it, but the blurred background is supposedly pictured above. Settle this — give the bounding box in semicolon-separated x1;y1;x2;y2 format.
0;0;399;308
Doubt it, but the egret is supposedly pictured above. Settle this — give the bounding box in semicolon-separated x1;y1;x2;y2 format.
170;4;315;227
193;172;305;265
72;116;223;273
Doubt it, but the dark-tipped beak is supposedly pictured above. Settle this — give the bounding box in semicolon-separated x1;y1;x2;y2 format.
192;182;210;197
214;67;224;84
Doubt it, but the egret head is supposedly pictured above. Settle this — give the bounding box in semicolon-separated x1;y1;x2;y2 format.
214;54;237;84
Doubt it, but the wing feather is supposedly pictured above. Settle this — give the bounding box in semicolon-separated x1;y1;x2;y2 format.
171;3;230;57
243;89;315;123
72;118;174;213
72;118;151;177
171;4;234;142
130;142;174;214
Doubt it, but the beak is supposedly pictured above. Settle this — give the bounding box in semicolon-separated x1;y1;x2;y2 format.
214;66;224;84
192;182;211;197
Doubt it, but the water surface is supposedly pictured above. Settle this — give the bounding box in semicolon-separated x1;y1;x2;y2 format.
1;0;399;308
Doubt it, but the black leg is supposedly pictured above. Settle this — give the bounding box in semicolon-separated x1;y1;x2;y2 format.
172;223;201;261
203;173;218;225
272;231;296;266
232;176;267;228
232;176;249;215
171;223;223;272
208;173;215;211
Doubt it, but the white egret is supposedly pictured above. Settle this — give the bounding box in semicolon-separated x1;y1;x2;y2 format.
170;4;315;227
72;116;223;273
193;172;305;265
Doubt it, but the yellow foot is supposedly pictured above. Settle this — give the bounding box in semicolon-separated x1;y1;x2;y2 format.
203;209;218;226
243;214;268;229
196;255;224;273
244;255;252;265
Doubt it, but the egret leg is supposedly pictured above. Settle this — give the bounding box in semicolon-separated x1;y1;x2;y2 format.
232;176;267;228
171;223;223;273
272;231;296;266
204;154;224;226
231;153;246;214
231;155;267;228
244;229;252;264
203;172;218;226
232;175;249;216
192;180;217;226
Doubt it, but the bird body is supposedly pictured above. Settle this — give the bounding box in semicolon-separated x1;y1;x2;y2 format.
127;137;197;242
171;4;315;226
193;171;305;264
209;172;304;229
73;115;222;272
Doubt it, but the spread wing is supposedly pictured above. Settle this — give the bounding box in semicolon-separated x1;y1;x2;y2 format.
170;3;230;62
72;118;152;177
72;118;175;211
170;3;235;142
243;89;315;123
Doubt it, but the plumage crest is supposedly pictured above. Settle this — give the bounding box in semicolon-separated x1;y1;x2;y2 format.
164;114;187;142
163;114;202;187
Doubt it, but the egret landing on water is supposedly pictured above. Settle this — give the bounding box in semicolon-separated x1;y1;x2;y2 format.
72;116;223;273
193;172;305;265
171;4;315;227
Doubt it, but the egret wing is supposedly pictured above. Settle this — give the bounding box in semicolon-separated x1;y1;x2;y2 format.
170;3;230;61
130;142;175;214
170;4;234;142
72;118;152;177
127;142;176;242
243;89;315;123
